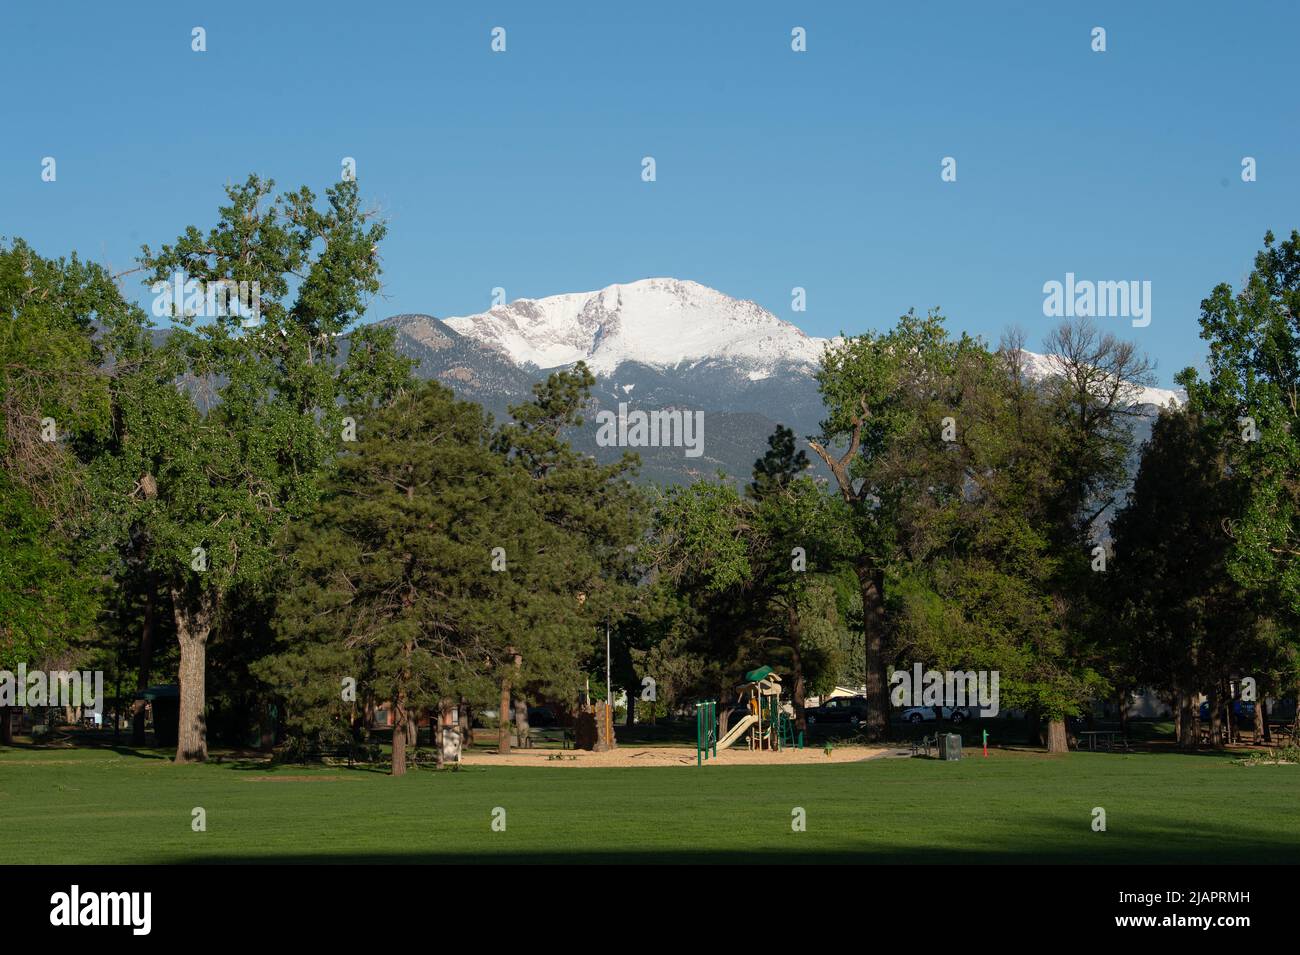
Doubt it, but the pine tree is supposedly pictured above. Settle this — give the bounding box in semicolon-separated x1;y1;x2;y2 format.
265;381;516;774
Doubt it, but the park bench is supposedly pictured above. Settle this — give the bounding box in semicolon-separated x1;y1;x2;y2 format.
1074;730;1133;752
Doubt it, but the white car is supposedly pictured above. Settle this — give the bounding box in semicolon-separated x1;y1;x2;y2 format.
901;705;975;724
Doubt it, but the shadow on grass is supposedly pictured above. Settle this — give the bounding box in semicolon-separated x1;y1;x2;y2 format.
176;842;1291;865
159;806;1299;865
0;739;174;760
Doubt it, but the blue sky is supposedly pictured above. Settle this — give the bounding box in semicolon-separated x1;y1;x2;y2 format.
2;0;1296;386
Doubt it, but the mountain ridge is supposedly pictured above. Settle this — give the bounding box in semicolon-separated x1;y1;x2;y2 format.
375;278;1182;486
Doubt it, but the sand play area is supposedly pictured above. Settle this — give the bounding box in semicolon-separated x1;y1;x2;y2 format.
459;744;891;768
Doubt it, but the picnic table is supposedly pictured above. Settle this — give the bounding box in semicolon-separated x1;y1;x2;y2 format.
1075;730;1132;752
910;732;940;757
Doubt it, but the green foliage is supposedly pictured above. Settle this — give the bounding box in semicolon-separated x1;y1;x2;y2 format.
1110;406;1290;704
262;382;510;740
122;175;412;604
1180;230;1300;621
264;365;649;743
0;238;137;669
647;427;858;712
749;424;809;499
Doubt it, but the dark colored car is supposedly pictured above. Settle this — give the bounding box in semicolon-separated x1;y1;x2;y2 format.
725;704;752;725
1199;700;1254;720
805;696;869;727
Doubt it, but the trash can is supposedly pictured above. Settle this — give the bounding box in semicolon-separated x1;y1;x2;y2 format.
940;733;962;760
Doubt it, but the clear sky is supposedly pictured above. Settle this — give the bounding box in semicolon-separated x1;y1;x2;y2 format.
2;0;1296;386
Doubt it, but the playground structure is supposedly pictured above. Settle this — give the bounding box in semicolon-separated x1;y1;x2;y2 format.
696;666;802;765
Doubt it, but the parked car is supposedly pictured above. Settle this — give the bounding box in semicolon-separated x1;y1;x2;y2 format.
724;704;752;724
805;696;869;726
1199;700;1255;720
901;705;976;724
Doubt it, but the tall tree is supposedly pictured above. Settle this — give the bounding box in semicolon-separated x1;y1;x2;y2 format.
808;309;979;739
748;428;853;729
264;382;510;775
112;175;407;762
1035;318;1154;751
890;338;1094;740
0;239;133;740
649;426;853;731
491;363;644;752
1109;408;1279;748
1180;230;1300;624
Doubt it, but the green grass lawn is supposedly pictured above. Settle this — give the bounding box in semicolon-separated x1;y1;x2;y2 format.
2;744;1297;863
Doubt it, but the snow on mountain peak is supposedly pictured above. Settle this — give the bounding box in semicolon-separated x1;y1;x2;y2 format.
443;278;828;375
441;277;1181;407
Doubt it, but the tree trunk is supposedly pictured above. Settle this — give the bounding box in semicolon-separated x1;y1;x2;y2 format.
626;690;636;727
364;695;376;741
497;673;511;755
1260;697;1270;744
132;582;156;746
459;697;473;747
857;567;889;741
350;706;363;746
1223;680;1235;745
511;653;528;747
1026;707;1043;747
513;695;530;749
1045;718;1068;753
391;689;407;777
788;606;808;732
1177;690;1198;749
390;639;414;776
173;588;214;763
113;668;122;742
808;432;890;742
1209;686;1224;749
259;701;275;751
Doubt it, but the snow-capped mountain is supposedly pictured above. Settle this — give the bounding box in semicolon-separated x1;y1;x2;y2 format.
440;277;1181;407
378;278;1181;486
443;278;828;378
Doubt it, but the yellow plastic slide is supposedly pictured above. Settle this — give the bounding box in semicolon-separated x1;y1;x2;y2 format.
715;714;758;752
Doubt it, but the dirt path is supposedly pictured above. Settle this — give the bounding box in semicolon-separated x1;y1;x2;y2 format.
458;744;890;768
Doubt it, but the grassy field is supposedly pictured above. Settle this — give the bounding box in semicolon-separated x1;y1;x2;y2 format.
1;744;1297;863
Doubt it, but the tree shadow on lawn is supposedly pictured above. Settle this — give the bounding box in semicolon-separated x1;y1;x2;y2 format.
0;740;173;761
223;758;392;776
173;813;1296;865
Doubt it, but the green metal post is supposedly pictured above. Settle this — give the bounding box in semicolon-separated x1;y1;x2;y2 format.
696;702;702;767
